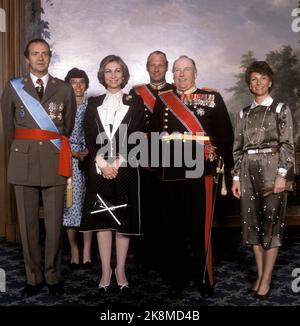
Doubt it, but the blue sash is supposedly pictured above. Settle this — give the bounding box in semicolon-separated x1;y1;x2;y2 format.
10;78;61;149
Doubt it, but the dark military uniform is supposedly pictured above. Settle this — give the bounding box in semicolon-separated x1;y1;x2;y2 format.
129;83;173;270
130;83;174;132
1;74;76;286
151;88;234;295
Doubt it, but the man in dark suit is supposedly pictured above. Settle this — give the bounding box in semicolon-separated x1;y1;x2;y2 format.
152;55;234;297
1;38;76;297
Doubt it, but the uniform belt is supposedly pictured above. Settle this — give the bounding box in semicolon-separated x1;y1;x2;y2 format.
161;133;210;142
247;148;278;155
14;128;72;177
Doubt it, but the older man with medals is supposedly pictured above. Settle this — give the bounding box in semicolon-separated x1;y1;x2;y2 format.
151;55;234;297
1;38;76;297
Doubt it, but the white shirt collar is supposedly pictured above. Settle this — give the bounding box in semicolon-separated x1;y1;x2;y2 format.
250;95;273;109
101;90;125;126
30;73;49;89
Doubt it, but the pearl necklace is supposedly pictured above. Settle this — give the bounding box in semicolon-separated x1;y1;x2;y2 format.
245;105;270;145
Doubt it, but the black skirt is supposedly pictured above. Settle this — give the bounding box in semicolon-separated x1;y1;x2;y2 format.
80;164;142;235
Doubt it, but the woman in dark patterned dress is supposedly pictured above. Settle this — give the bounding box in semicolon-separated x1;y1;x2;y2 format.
80;55;145;292
232;61;294;300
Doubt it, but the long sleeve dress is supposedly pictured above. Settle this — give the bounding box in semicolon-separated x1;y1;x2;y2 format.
63;98;88;227
232;96;294;248
80;91;145;235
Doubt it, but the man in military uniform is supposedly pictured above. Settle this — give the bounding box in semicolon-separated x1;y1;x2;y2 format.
151;55;234;297
130;51;173;270
1;39;76;297
130;50;173;131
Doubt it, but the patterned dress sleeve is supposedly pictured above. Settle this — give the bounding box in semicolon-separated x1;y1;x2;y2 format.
232;110;244;180
277;104;294;174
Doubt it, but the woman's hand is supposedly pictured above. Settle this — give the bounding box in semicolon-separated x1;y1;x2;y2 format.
273;176;286;194
78;148;89;161
72;151;80;159
232;180;241;199
101;165;118;179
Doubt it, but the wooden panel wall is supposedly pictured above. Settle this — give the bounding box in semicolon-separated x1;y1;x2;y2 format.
0;0;21;241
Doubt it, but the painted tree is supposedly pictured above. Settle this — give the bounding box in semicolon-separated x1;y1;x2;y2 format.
226;51;257;121
266;45;300;146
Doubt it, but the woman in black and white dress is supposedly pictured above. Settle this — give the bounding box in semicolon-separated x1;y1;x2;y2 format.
80;55;145;292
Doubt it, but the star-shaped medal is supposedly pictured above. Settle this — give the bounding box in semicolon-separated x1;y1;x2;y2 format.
196;107;205;116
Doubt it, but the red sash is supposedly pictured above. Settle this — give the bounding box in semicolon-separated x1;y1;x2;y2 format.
159;90;216;160
14;128;72;177
134;85;156;112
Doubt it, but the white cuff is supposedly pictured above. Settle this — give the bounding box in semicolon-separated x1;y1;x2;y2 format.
95;162;102;175
233;176;240;181
277;168;287;178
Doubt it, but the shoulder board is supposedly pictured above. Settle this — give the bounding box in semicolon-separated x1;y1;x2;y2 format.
133;84;146;88
240;105;250;119
239;109;244;119
200;87;219;94
158;89;173;96
276;102;284;113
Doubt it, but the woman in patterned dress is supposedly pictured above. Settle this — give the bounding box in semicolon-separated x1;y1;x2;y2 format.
231;61;294;300
63;68;93;269
80;55;145;292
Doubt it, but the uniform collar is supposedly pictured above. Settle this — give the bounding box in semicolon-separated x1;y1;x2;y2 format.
250;95;273;109
149;81;167;90
30;73;49;88
176;85;197;95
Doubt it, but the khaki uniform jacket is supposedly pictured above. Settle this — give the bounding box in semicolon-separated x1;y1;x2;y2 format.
1;74;76;186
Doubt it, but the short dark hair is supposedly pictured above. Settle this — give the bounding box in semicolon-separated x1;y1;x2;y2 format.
146;50;168;68
97;55;129;89
24;38;52;59
245;61;274;91
65;67;89;89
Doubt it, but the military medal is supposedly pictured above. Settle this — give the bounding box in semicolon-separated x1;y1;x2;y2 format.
207;94;216;108
19;108;25;118
196;107;205;116
48;102;64;120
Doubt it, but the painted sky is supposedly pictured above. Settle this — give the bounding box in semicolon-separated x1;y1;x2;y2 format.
42;0;299;102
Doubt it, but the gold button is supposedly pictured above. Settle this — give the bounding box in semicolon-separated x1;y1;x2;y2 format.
164;125;168;129
15;148;19;152
39;141;43;145
146;121;150;124
164;113;168;116
144;108;148;111
165;108;169;111
146;114;149;118
164;119;168;122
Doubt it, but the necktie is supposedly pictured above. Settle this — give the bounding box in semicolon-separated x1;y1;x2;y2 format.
36;78;44;100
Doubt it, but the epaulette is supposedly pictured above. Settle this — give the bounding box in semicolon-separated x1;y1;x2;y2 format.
200;87;219;94
158;89;173;96
133;83;146;88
